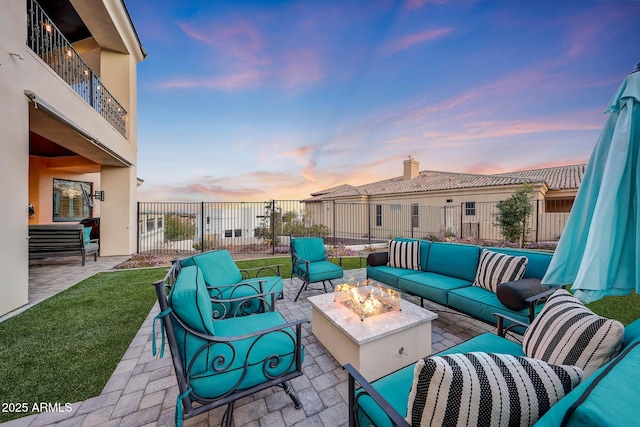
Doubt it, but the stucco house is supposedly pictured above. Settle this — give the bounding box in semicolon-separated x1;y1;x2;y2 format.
303;158;585;244
0;0;146;316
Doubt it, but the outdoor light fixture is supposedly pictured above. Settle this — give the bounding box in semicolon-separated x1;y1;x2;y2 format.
92;191;105;202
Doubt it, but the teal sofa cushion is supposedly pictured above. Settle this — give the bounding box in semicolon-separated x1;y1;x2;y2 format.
535;340;640;426
291;237;327;263
398;272;472;305
426;242;481;282
394;238;431;271
448;285;542;327
169;265;215;335
366;265;418;289
357;333;524;427
191;250;243;287
189;311;302;399
488;247;552;279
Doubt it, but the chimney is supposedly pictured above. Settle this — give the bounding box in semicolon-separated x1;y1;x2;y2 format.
403;156;419;180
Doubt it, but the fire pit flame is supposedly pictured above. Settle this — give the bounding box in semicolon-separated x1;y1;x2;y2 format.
334;280;401;321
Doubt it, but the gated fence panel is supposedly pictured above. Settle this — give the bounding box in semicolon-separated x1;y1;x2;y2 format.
137;198;573;255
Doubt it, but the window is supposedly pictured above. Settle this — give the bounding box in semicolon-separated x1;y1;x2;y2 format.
465;202;476;216
375;205;382;227
53;178;92;222
234;229;242;237
146;218;155;232
157;217;163;229
224;230;233;238
411;204;419;228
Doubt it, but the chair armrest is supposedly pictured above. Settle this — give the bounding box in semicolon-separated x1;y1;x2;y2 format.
367;252;388;267
239;264;283;279
344;363;410;427
494;313;529;338
524;286;560;322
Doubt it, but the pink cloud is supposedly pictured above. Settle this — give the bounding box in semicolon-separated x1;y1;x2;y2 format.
280;49;326;89
155;70;264;90
404;0;450;11
381;27;454;55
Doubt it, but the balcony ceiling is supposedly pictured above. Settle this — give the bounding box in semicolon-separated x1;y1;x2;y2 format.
38;0;129;54
37;0;90;44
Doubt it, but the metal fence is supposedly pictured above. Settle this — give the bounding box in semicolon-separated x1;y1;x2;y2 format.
137;198;572;255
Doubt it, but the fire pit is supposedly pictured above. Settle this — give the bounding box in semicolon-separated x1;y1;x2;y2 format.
334;280;401;320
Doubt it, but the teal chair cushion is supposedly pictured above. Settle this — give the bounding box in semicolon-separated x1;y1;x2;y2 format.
291;237;327;263
188;312;302;399
357;333;524;427
191;250;243;287
397;272;472;306
426;242;481;282
83;227;91;245
299;260;343;283
488;247;553;279
168;265;217;377
208;276;284;317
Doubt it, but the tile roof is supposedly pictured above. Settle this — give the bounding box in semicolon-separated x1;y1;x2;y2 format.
304;164;586;202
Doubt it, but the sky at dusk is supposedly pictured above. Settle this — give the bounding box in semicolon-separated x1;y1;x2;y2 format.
128;0;640;202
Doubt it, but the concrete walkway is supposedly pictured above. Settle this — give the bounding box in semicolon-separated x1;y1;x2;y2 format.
2;259;499;427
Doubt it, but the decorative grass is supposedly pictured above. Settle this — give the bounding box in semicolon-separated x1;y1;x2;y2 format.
0;268;165;422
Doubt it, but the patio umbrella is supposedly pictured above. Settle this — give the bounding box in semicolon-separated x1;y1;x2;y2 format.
542;62;640;303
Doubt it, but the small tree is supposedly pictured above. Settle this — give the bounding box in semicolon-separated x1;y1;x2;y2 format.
164;214;196;242
494;184;535;248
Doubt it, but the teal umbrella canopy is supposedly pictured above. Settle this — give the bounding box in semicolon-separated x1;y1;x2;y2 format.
542;65;640;303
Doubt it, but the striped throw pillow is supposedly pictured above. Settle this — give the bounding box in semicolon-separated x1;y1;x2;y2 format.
523;289;624;377
473;250;528;293
387;240;420;270
407;352;583;427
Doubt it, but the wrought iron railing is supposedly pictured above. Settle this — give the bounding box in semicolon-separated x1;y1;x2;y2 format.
137;199;573;255
26;0;127;137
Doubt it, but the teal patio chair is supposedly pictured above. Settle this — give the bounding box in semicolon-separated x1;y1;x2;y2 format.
290;237;344;301
174;249;284;318
152;265;308;426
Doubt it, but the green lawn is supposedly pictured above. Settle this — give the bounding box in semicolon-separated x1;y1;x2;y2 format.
236;255;364;279
0;267;166;422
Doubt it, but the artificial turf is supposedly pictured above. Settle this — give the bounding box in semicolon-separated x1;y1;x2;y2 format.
0;267;165;422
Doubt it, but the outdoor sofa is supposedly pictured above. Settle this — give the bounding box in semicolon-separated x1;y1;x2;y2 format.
346;288;639;426
367;239;554;327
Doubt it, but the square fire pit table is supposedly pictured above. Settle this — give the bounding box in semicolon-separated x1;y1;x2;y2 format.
308;291;437;381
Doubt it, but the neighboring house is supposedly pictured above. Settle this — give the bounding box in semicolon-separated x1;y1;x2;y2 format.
303;158;585;243
0;0;146;316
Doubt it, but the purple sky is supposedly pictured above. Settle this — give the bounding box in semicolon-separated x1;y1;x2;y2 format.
128;0;640;202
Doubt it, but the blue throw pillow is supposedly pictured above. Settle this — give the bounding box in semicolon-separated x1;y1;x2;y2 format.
83;227;92;245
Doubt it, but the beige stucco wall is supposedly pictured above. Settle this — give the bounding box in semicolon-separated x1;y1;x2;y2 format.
0;0;143;316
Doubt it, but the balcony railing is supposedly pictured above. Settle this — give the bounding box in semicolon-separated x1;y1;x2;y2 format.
26;0;127;137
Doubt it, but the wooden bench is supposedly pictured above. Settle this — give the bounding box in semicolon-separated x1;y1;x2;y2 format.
28;224;99;266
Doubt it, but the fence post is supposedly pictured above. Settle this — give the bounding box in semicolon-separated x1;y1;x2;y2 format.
460;202;463;239
136;201;140;254
332;200;336;245
200;202;205;253
368;203;371;245
271;200;276;255
535;199;540;243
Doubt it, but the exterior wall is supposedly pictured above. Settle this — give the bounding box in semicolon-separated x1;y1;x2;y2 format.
0;1;30;315
0;0;143;316
28;156;101;224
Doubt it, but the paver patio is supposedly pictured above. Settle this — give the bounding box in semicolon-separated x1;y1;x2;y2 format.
2;259;500;427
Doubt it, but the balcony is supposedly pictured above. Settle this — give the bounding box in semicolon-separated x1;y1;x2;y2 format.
26;0;127;137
